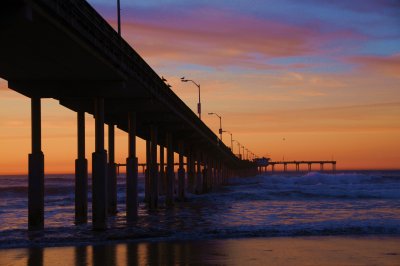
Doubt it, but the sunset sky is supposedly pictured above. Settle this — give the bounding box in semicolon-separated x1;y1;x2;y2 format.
0;0;399;174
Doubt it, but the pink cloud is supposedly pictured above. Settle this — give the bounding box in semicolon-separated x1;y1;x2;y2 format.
350;54;400;78
103;7;363;69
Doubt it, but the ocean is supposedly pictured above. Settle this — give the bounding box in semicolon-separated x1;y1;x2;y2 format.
0;170;399;249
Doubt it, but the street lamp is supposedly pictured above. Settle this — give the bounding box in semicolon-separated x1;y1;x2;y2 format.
181;77;201;119
242;146;245;159
223;130;233;151
233;140;241;159
245;149;249;160
208;112;222;141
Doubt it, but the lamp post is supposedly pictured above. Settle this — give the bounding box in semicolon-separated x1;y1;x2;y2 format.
233;140;240;159
181;77;201;119
117;0;121;35
208;112;222;141
223;130;233;151
242;146;245;159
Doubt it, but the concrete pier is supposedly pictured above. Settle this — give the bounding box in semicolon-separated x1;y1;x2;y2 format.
166;132;174;207
149;125;158;209
126;112;138;221
178;141;185;200
28;97;45;231
0;1;264;231
75;111;88;224
92;98;108;230
107;124;117;215
266;160;337;173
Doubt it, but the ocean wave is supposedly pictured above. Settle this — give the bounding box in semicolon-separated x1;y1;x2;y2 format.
226;172;400;200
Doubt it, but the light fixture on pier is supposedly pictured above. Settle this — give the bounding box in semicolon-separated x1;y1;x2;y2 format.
181;77;201;119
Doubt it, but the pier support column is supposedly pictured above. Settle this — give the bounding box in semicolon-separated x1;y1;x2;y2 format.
126;113;138;221
320;163;324;172
187;148;195;193
28;97;45;231
195;152;202;194
92;98;108;230
144;140;150;203
75;111;88;225
107;124;117;215
149;125;158;209
178;141;185;200
218;161;222;186
166;132;174;207
202;156;208;193
308;163;312;172
159;145;165;195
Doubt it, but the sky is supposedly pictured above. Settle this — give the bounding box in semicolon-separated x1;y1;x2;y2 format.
0;0;399;174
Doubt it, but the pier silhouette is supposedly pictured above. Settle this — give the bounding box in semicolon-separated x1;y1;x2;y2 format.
0;0;257;231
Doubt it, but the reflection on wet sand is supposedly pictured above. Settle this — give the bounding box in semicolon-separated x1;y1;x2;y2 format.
0;236;399;266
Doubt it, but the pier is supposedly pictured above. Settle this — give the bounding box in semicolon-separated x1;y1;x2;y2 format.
259;161;337;173
0;0;257;231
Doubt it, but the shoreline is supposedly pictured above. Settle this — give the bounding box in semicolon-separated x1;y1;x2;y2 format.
0;235;399;265
1;230;400;250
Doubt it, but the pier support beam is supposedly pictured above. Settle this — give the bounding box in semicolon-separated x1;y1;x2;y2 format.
144;140;150;203
28;97;44;231
195;152;202;194
92;98;108;230
149;125;158;209
178;141;185;201
126;112;138;221
202;156;208;193
187;148;195;193
159;145;165;195
75;111;88;224
107;124;117;215
166;132;174;207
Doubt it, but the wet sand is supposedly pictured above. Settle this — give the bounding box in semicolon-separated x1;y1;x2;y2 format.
0;236;399;265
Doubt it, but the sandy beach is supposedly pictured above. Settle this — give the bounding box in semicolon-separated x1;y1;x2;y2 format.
1;236;399;266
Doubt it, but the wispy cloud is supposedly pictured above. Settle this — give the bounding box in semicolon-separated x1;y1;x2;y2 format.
97;5;366;70
350;54;400;78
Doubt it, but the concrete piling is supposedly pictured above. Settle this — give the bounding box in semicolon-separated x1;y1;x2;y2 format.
107;124;117;215
159;145;166;195
126;112;138;221
178;141;185;201
75;111;88;224
92;98;108;230
149;125;158;209
166;132;174;207
145;140;150;203
28;97;45;231
195;152;202;194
